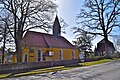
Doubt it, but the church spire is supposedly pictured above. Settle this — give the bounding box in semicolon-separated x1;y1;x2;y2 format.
53;15;61;37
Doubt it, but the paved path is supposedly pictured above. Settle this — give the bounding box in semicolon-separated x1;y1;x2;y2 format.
4;60;120;80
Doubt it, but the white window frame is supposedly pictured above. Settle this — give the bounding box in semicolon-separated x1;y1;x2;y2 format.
38;49;43;61
24;53;28;62
72;50;75;59
59;49;63;60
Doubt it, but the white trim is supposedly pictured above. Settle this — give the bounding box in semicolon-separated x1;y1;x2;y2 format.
72;50;75;59
38;49;43;61
60;49;63;60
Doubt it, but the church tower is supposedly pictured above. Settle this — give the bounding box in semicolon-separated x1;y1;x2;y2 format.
53;15;61;37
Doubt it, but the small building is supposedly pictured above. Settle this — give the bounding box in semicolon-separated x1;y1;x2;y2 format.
13;16;79;63
95;38;115;56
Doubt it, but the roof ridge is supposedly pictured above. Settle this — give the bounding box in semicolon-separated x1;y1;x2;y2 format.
99;38;112;44
28;31;54;36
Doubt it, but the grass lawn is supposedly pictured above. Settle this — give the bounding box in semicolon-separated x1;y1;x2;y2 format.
82;59;112;66
0;59;118;79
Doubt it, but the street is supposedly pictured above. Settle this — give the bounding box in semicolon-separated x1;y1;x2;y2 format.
3;60;120;80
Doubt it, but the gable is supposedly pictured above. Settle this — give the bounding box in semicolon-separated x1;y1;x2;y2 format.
96;39;115;51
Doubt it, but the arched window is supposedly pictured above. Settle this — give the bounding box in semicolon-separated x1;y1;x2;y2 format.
24;54;28;62
38;49;42;61
59;49;63;60
72;50;75;59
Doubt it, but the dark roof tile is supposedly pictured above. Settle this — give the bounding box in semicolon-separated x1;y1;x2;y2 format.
96;38;115;51
22;31;77;49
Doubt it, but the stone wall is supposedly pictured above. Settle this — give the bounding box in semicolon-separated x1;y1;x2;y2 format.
0;59;79;74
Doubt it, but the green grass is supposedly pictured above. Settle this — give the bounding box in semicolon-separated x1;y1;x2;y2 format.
0;74;10;79
111;58;120;60
0;58;119;79
82;59;112;66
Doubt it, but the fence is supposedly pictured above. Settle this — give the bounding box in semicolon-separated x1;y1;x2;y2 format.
0;59;79;74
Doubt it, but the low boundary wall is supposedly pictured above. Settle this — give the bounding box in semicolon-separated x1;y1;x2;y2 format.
0;59;79;74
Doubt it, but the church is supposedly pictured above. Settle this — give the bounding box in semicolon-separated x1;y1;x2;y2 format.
13;16;79;63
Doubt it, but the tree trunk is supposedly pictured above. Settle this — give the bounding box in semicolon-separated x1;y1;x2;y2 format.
2;26;7;64
16;38;22;63
104;34;110;58
2;38;5;64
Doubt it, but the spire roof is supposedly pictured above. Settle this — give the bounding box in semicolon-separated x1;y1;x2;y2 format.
53;15;61;36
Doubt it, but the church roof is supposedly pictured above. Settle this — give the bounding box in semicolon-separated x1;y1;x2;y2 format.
96;38;115;51
53;15;61;36
98;38;113;44
22;31;77;49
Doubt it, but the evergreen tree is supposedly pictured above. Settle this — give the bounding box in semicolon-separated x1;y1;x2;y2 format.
73;31;93;57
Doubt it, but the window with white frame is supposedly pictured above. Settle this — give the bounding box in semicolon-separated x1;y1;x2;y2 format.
38;49;42;61
59;49;63;60
72;50;75;59
24;54;28;62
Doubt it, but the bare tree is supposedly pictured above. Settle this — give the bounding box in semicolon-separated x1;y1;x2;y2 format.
59;17;68;34
0;16;10;63
0;24;7;63
0;0;57;62
74;0;120;57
